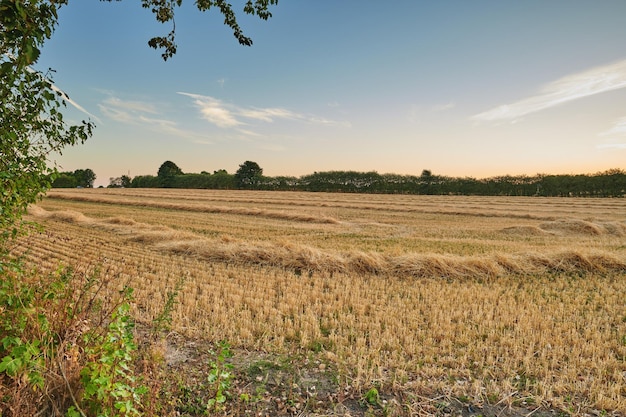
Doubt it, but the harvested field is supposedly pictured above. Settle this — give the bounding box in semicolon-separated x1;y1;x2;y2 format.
13;189;626;415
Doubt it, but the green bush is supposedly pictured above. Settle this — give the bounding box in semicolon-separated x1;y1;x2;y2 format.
0;258;147;416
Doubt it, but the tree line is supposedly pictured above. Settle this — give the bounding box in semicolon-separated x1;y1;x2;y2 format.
97;161;626;197
50;168;97;188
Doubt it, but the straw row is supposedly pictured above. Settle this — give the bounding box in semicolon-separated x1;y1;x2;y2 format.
28;206;626;278
44;192;340;224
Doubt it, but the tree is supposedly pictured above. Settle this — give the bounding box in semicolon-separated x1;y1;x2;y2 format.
120;174;132;188
51;169;95;188
108;175;131;188
157;160;183;188
101;0;278;59
212;169;235;189
73;168;96;188
130;175;160;188
1;0;93;242
235;160;263;189
51;173;77;188
157;160;183;178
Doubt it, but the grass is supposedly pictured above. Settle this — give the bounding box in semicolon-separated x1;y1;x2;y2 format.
11;188;626;415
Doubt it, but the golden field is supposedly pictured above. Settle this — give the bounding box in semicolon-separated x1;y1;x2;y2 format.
12;188;626;414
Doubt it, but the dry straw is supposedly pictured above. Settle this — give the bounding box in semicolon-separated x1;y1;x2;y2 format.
45;192;340;224
17;190;626;414
28;206;626;278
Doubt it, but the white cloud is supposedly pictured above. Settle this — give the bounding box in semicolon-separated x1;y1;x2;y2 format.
49;84;102;124
17;56;101;123
103;97;158;114
235;128;263;137
178;92;350;129
309;116;351;127
99;95;212;143
178;93;242;127
98;104;134;123
98;96;159;123
599;116;626;137
239;107;299;122
199;103;242;128
432;102;456;112
471;59;626;122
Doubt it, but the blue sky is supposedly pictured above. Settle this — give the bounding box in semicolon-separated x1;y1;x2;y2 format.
38;1;626;187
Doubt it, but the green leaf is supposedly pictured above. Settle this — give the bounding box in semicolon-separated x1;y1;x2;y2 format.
0;355;23;376
66;406;81;417
23;42;41;64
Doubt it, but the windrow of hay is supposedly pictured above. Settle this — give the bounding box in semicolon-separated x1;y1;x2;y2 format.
28;206;197;243
101;216;137;226
539;219;626;236
502;219;626;237
49;190;558;222
133;239;626;277
45;192;340;224
48;188;626;224
28;206;92;224
500;225;552;236
31;206;626;278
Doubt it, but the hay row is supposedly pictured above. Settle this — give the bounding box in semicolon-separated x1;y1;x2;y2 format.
162;239;626;278
47;189;626;225
502;219;626;237
44;193;340;224
29;206;626;278
46;191;557;221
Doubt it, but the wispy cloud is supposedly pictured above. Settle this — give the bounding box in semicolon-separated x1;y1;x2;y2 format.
432;101;456;112
49;84;103;124
238;107;299;123
99;95;212;144
98;96;158;123
178;92;350;131
102;97;158;114
597;117;626;150
15;54;101;123
177;93;242;127
471;59;626;122
599;116;626;137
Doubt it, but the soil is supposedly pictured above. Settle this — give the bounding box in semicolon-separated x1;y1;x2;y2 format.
148;331;596;417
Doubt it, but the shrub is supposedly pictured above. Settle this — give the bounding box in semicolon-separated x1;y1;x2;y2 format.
0;257;147;416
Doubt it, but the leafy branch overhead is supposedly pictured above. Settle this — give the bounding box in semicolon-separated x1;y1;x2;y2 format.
1;0;93;242
102;0;279;60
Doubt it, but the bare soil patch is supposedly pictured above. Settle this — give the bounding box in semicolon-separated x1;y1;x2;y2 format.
155;331;580;417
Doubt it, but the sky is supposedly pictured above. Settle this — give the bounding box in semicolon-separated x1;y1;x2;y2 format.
37;1;626;187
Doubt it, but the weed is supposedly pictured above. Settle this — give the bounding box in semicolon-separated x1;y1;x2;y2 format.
205;340;234;412
0;257;151;416
71;290;147;417
362;387;380;406
151;277;185;337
